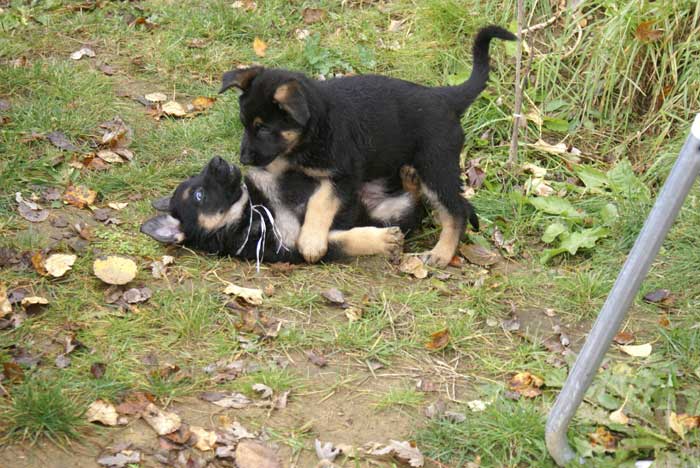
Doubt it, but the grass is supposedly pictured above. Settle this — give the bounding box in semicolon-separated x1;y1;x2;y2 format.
0;0;699;466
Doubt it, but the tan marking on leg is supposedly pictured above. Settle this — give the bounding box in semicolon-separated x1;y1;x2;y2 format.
400;165;422;201
329;226;404;257
181;187;191;200
253;116;263;126
421;186;462;267
297;179;341;263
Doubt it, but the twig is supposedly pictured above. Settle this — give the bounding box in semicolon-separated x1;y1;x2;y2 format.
507;0;526;167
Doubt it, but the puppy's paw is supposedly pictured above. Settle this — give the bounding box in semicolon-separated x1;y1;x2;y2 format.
421;246;454;268
298;231;328;263
379;226;405;257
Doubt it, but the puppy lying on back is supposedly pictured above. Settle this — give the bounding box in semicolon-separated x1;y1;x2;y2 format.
219;25;514;267
141;156;424;264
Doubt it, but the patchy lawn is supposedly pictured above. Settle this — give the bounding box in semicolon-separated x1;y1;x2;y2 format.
1;1;699;467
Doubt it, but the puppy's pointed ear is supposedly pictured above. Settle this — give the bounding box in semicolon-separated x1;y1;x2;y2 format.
140;215;185;244
151;196;172;212
219;67;263;94
273;80;310;126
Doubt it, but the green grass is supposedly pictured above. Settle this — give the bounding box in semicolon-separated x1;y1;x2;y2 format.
0;0;699;465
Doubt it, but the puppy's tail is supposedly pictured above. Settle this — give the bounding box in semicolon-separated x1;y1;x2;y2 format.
447;25;516;115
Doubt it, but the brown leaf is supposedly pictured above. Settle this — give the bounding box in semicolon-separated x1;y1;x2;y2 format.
46;131;79;151
64;185;97;209
224;283;263;305
635;21;663;43
302;8;326;24
190;426;217;451
100;117;132;149
116;391;155;415
191;96;216;110
142;403;181;435
3;361;24;382
425;329;450;351
508;371;544;398
253;37;268;57
89;362;106;379
466;161;486;189
199;391;252;409
31;251;48;276
0;285;11;318
306;350;328;367
399;256;428;279
321;288;345;305
17;193;49;223
364;440;425;467
460;244;501;266
613;331;634;345
98;63;115;76
588;426;617;450
270;262;296;273
235;440;281;468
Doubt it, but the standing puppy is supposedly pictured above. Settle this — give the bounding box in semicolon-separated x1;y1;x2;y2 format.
219;25;515;266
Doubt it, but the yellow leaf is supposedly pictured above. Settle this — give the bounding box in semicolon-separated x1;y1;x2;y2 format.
64;185;97;209
108;202;128;211
0;284;12;318
619;343;652;358
190;426;218;451
425;328;450;350
223;283;263;305
609;408;629;425
253;37;267;57
399;256;428;279
191;96;216;110
93;256;137;285
508;371;544;398
21;296;49;307
86;399;122;426
96;149;124;164
44;254;77;278
145;92;167;102
161;101;187;117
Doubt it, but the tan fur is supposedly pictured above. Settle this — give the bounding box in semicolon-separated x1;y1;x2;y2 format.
297;179;341;262
197;189;249;232
421;186;461;266
273;83;292;104
253;116;263;126
329;227;403;257
181;187;191;200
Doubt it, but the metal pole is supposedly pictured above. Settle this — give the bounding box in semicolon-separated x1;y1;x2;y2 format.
545;114;700;466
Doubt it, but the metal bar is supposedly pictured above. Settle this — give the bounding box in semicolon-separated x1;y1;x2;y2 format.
545;114;700;466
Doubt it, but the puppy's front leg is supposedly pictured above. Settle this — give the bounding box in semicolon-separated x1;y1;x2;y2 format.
297;179;341;263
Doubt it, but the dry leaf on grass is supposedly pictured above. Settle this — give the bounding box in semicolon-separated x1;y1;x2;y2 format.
115;391;155;415
91;362;106;379
191;96;216;110
460;244;501;266
86;399;125;426
467;399;490;412
44;254;76;278
223;283;263;305
199;391;252;409
306;350;328;367
528;139;582;164
161;100;188;117
93;256;137;285
190;426;217;451
142;403;181;435
16;193;49;223
508;371;544;398
253;37;267;57
21;296;49;308
97;449;140;467
151;255;174;279
635;21;663;43
425;329;450;350
235;440;281;468
399;256;428;279
619;343;652;358
643;289;672;304
588;426;617;451
321;288;346;305
0;285;11;318
107;202;128;210
96;150;124;164
522;162;547;178
315;440;341;462
252;383;273;399
364;440;425;467
609;407;629;425
70;47;95;60
64;185;97;209
344;306;363;322
302;7;326;24
100;118;132;149
145;92;167;103
669;411;700;438
613;331;634;345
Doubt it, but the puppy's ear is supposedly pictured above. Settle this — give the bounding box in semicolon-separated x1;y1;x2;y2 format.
151;196;172;212
140;215;185;244
219;67;263;94
273;80;310;126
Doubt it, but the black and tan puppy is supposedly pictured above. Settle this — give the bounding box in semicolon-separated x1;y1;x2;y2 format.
141;156;423;264
218;25;515;266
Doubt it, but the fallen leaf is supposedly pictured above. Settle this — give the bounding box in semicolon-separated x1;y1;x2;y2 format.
364;440;425;467
643;289;672;304
235;440;281;468
306;350;328;367
161;100;187;117
226;421;256;440
91;362;106;379
388;19;405;32
315;439;341;462
64;185;97;209
70;47;95;60
21;296;49;308
47;131;79;151
190;426;217;451
16;193;49;223
344;306;363;322
613;331;634;345
253;383;273;399
466;159;485;189
96;149;124;164
321;288;345;305
187;38;209;48
3;362;24;382
199;391;252;409
223;283;263;305
444;411;467;422
107;202;128;211
231;0;257;10
424;399;446;419
459;244;501;266
508;371;544;398
97;449;140;467
619;343;652;358
302;8;326;24
635;21;663;43
145;92;168;103
93;256;137;285
399;256;428;279
588;426;617;451
523;162;547;178
528;139;582;163
98;63;115;76
466;399;489;412
142;403;181;435
122;287;152;304
295;28;310;41
55;354;71;368
0;285;11;318
425;329;450;350
526;177;555;197
191;96;216;110
44;254;76;278
151;255;174;279
273;390;289;409
115;391;155;415
609;408;629;425
100;118;132;148
86;399;123;426
253;37;267;57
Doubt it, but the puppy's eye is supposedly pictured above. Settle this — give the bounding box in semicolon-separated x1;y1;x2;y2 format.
193;189;204;203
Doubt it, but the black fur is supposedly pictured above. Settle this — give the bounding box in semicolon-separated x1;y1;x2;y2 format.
220;25;515;264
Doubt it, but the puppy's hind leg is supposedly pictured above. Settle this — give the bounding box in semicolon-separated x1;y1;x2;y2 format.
329;227;404;259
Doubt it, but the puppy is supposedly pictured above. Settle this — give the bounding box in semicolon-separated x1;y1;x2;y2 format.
141;156;423;264
218;25;515;266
